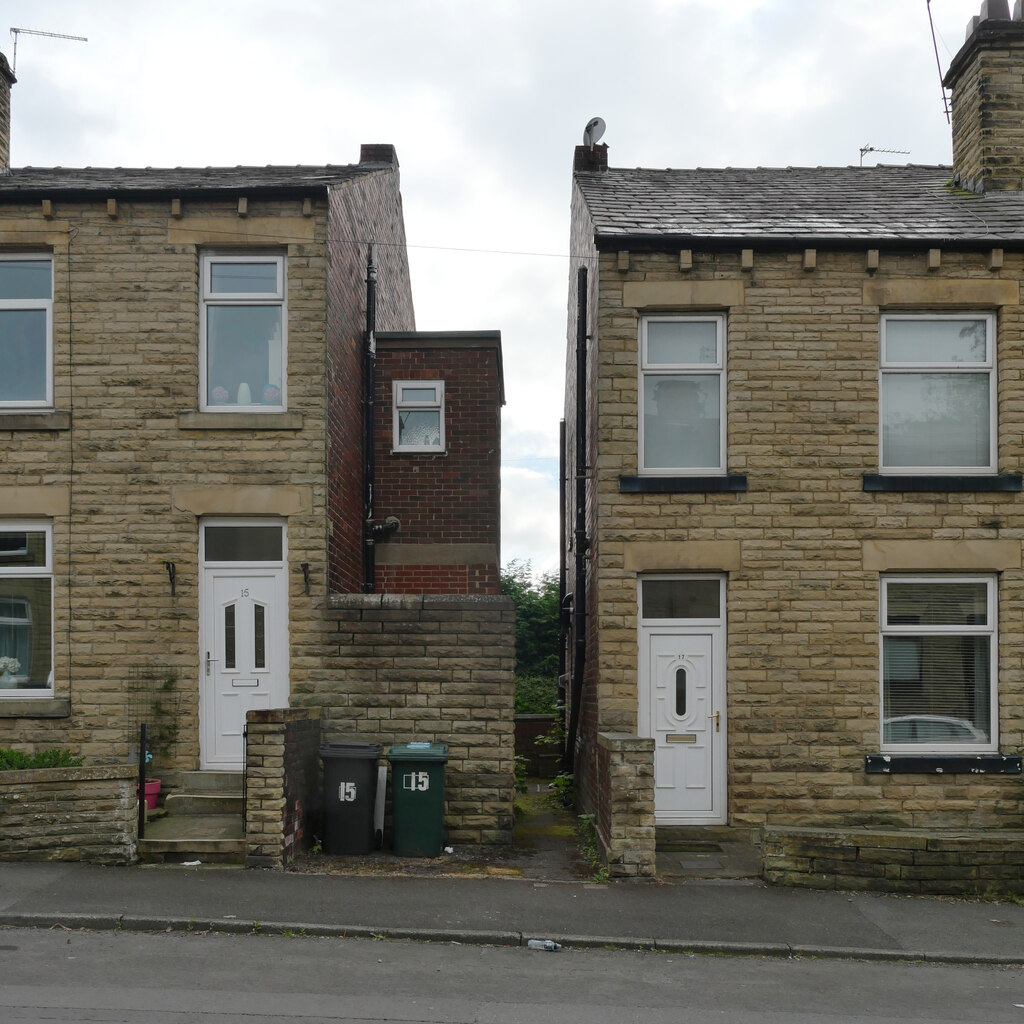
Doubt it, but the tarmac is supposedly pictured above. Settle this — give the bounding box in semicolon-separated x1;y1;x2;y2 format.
0;785;1022;965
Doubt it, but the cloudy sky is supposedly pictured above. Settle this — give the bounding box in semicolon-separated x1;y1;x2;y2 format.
4;0;976;576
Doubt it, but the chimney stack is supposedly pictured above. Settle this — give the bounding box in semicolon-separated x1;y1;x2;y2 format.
573;143;608;173
944;1;1024;192
0;52;15;173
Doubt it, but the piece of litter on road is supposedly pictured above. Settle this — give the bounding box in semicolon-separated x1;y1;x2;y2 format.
223;915;237;919
443;846;454;854
526;939;561;951
183;860;201;866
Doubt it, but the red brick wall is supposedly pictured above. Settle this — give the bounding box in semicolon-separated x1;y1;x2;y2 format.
373;335;503;594
326;163;415;594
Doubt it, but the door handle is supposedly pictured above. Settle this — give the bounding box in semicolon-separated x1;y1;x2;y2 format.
708;711;720;732
205;651;219;677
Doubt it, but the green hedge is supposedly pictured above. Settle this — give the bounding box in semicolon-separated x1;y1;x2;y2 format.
0;748;83;771
514;675;559;716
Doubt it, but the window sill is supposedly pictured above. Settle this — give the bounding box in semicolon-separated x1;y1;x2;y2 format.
619;474;747;494
865;754;1021;774
179;411;304;430
0;697;70;718
0;412;71;431
863;473;1022;493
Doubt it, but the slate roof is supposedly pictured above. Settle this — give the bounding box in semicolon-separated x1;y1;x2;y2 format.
576;164;1024;245
0;164;382;199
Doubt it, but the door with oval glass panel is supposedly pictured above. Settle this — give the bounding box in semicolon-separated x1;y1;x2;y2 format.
200;521;289;770
639;576;726;824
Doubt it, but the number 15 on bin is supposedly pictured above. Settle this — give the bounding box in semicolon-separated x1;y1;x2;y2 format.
338;782;357;802
403;771;430;791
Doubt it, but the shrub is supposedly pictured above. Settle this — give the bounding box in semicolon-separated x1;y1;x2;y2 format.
514;674;559;715
0;748;83;771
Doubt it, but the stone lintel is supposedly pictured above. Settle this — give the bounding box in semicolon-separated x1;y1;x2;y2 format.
863;277;1019;307
623;540;742;572
374;543;498;566
167;216;315;245
622;280;744;310
862;538;1021;571
0;485;71;516
171;485;312;516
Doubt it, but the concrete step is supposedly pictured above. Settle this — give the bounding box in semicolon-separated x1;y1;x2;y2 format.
138;813;245;866
163;793;244;816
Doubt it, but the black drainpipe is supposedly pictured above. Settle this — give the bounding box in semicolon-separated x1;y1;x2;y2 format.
558;418;567;687
564;266;589;773
361;245;378;593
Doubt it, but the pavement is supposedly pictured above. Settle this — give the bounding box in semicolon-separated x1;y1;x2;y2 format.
0;785;1022;965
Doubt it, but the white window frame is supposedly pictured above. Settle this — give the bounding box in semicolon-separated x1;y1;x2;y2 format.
0;521;53;696
392;379;445;452
0;255;54;409
638;573;725;627
199;253;287;412
879;574;997;754
639;314;726;475
879;312;996;474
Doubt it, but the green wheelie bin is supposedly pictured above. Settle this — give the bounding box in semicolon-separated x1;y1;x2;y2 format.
386;742;448;856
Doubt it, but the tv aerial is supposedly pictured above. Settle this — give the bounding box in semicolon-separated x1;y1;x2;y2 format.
583;117;606;150
859;144;910;166
10;27;88;75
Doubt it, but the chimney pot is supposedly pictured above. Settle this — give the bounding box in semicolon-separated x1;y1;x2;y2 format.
981;0;1011;20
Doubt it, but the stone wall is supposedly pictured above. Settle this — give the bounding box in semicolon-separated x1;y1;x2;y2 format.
595;733;655;877
245;707;322;869
300;594;515;845
763;825;1024;895
0;765;137;863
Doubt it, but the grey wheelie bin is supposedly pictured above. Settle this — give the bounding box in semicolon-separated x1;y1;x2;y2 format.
386;742;448;856
320;741;382;854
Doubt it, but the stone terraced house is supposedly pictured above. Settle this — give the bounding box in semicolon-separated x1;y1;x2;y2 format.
562;2;1024;888
0;51;513;864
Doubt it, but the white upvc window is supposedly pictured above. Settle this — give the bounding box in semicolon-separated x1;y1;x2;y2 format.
0;522;53;696
200;254;286;411
392;379;445;452
0;256;54;409
880;575;997;753
639;315;726;474
879;313;996;473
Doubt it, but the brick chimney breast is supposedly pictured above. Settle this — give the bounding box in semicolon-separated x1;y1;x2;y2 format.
573;143;608;173
945;2;1024;192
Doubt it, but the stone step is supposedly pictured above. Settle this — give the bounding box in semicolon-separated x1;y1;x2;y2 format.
163;793;244;816
157;770;243;795
138;813;245;866
655;824;761;848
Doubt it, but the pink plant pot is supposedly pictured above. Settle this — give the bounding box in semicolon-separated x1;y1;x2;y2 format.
141;778;161;810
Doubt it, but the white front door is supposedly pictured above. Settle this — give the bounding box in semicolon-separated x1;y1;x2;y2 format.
639;576;726;824
200;521;289;770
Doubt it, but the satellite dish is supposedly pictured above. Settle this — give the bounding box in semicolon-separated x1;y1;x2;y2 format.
583;117;606;150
